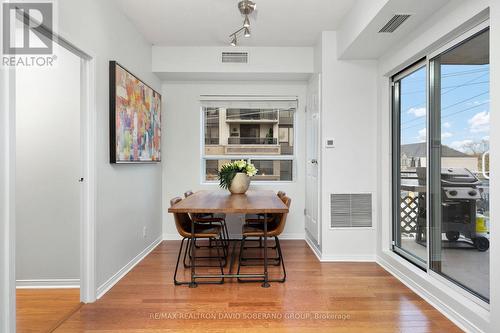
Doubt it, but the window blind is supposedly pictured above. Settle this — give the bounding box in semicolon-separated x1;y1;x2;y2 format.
200;95;298;109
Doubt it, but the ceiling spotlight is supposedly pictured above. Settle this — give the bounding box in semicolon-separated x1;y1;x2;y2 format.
230;35;237;46
243;15;250;28
244;27;251;37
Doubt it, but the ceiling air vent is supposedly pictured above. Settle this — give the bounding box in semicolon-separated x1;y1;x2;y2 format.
222;52;248;63
330;193;372;228
378;14;411;33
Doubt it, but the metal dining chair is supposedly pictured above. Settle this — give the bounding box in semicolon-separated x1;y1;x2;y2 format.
170;197;226;285
243;191;286;249
184;190;229;248
237;195;291;283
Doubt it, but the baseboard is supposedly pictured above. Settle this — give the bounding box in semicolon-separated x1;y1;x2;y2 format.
163;233;305;240
377;253;486;333
319;254;376;262
305;234;322;261
163;233;181;240
96;236;162;299
16;279;80;289
304;233;375;262
274;233;305;240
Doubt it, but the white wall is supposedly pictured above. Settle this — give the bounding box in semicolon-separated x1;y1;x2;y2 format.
56;0;162;289
153;46;314;76
15;43;80;283
316;31;379;260
161;81;307;239
376;0;495;332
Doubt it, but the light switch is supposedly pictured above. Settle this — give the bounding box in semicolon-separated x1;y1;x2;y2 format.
325;138;335;148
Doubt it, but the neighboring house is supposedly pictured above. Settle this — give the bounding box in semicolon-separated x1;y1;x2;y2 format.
204;108;294;180
401;142;478;172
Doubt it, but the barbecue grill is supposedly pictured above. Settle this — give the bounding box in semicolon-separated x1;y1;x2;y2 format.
415;167;489;251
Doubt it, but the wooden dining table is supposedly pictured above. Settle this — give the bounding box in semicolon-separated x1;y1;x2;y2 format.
168;189;289;288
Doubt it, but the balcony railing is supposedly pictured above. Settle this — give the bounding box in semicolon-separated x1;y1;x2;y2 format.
228;137;278;145
205;138;219;145
226;110;278;121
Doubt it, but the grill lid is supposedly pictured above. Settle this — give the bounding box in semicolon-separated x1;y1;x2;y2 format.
441;168;479;185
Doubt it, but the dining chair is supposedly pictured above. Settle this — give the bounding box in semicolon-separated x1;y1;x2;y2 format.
170;197;226;285
184;190;229;249
243;191;286;249
237;195;291;283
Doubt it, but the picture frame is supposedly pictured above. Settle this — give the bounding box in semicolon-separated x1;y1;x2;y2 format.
109;61;161;163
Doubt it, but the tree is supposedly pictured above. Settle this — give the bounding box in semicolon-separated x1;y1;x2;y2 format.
462;139;489;174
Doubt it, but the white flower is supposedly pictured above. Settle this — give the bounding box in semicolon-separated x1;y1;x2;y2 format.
245;163;258;177
235;160;247;170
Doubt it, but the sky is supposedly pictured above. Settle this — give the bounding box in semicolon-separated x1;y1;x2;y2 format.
400;63;490;154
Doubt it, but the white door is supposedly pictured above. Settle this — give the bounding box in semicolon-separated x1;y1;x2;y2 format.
305;74;320;245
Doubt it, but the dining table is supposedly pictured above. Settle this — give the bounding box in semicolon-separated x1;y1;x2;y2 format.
168;189;289;288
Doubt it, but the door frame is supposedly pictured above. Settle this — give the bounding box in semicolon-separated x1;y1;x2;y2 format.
305;73;322;247
2;15;97;333
1;61;16;333
390;19;490;308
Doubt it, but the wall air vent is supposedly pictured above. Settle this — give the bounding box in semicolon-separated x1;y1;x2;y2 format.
222;52;248;63
330;193;372;228
378;14;411;33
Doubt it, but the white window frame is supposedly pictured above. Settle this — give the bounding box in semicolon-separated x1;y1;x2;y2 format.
200;98;298;185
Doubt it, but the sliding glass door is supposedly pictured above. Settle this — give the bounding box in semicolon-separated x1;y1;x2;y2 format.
429;28;490;301
392;26;490;301
393;61;428;267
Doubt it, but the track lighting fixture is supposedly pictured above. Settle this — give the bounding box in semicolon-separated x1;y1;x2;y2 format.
230;35;237;46
229;0;256;46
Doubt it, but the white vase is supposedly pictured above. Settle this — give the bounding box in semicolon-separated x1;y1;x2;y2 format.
229;173;250;194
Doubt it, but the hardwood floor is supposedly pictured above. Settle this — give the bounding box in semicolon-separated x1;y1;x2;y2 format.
55;240;462;332
17;288;81;333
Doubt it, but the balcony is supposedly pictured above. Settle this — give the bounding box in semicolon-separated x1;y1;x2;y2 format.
205;138;219;145
226;109;278;123
228;137;278;145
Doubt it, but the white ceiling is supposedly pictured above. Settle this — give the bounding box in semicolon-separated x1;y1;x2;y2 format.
114;0;356;47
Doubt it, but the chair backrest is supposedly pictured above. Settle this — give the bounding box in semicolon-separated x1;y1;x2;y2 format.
170;197;192;237
273;196;291;236
277;191;286;199
184;190;194;198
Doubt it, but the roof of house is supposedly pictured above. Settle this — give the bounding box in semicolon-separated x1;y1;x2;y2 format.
401;142;470;158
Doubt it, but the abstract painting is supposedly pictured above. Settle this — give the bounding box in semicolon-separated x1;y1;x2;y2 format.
109;61;161;163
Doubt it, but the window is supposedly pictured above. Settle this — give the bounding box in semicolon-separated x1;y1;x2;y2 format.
392;61;428;268
392;27;490;302
204;108;219;145
201;97;297;182
429;28;490;301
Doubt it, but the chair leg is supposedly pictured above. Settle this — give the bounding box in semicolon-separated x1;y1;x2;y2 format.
236;236;246;282
183;237;192;268
237;236;286;283
184;235;227;268
174;238;191;285
275;237;286;283
240;237;280;266
223;221;230;249
214;237;225;284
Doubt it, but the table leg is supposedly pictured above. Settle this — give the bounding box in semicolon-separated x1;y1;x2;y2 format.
189;217;197;288
262;212;270;288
